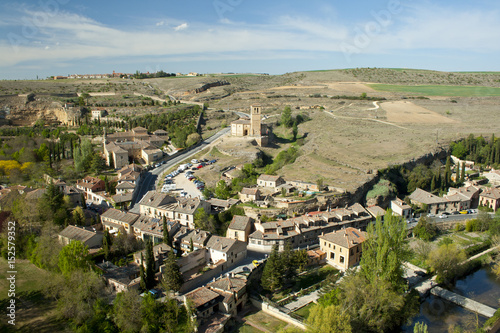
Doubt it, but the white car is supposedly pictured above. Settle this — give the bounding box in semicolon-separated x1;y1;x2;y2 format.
191;159;198;164
438;214;448;219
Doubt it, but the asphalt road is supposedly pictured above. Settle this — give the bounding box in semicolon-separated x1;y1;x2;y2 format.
129;127;230;213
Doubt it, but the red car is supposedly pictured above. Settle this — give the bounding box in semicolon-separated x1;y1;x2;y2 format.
196;164;203;169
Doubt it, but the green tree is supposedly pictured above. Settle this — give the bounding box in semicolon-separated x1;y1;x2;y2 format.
340;273;407;332
140;253;147;291
113;289;143;333
72;206;86;226
162;251;183;292
189;238;194;252
163;216;172;247
460;162;466;183
359;211;409;291
413;321;429;333
214;180;230;199
428;243;467;284
261;245;283;292
306;304;352;333
58;240;89;277
413;216;438;241
292;121;298;141
46;270;105;326
281;105;293;128
103;229;111;260
145;240;155;289
444;156;451;190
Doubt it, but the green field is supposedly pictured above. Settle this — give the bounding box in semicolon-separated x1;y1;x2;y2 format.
369;84;500;97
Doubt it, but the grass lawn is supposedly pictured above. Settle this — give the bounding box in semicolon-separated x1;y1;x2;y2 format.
0;259;71;333
237;324;263;333
292;302;316;320
244;309;293;332
272;265;338;301
368;84;500;97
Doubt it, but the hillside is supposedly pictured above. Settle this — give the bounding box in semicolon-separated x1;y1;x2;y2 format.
1;68;499;194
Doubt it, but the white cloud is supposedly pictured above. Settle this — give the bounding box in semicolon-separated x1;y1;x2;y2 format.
173;23;188;31
0;4;499;71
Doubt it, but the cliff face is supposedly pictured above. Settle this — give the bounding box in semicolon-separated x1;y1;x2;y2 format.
0;95;75;126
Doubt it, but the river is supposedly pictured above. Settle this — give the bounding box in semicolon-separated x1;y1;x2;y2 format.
404;265;499;332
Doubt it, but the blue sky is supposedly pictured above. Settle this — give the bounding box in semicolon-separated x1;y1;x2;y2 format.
1;0;500;79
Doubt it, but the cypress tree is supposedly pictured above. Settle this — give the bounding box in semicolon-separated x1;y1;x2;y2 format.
162;251;183;292
163;216;172;248
444;156;451;189
460;162;466;183
189;238;194;252
140;253;147;291
430;175;436;192
145;240;155;289
261;245;283;292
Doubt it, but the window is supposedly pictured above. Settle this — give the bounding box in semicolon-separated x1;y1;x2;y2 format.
340;255;345;264
328;243;331;248
330;252;335;259
350;249;354;256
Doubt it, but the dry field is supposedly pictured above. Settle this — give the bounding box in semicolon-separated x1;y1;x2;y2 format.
381;101;458;124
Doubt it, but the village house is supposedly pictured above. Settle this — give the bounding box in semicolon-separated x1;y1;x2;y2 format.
319;227;367;271
248;204;372;252
207;198;240;213
391;198;412;220
58;225;103;249
132;215;180;244
447;185;481;209
238;187;261;203
479;187;500;212
174;228;212;253
139;191;211;228
184;287;224;322
409;188;473;214
98;262;140;293
101;208;139;234
257;174;285;189
206;275;248;315
226;215;254;243
205;235;247;268
366;205;386;220
133;243;171;271
103;127;165;169
76;176;105;199
484;169;500;187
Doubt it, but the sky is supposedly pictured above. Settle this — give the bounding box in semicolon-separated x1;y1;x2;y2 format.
1;0;500;79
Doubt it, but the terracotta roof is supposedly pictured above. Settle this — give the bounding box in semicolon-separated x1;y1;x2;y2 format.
111;193;134;203
25;188;46;200
139;191;176;208
208;276;246;293
240;187;260;196
185;287;221;309
59;225;101;243
481;187;500;200
206;236;246;254
391;198;411;210
258;174;281;182
207;198;240;208
228;215;253;231
116;182;135;189
319;227;366;249
101;208;139;225
175;197;205;215
409;188;447;205
366;205;386;217
231;119;250;125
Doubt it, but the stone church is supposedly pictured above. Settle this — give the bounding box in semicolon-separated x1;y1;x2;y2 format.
230;105;269;146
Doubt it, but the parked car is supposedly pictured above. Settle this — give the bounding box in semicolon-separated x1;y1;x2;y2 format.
191;159;198;164
459;210;468;214
196;165;203;169
427;213;435;218
438;214;448;219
